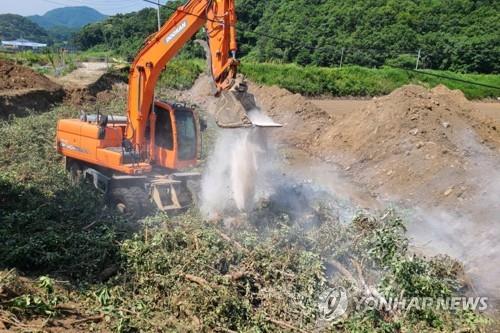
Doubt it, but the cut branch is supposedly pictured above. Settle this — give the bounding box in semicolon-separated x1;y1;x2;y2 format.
264;316;310;333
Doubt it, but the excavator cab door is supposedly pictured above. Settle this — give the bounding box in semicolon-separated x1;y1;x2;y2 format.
153;104;176;169
153;102;198;170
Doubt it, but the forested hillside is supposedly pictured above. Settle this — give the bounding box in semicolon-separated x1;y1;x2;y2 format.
73;1;188;58
73;0;499;73
28;6;106;29
0;14;50;42
28;6;106;42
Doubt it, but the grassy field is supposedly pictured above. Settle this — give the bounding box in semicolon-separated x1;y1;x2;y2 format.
240;62;500;99
0;50;78;76
159;58;500;99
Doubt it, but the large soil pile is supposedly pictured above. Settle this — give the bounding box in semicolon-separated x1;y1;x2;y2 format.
0;60;61;92
0;60;64;119
319;85;499;206
245;83;499;206
65;71;128;105
176;75;499;215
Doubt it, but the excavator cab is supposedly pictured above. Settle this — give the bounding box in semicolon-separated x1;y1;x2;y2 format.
148;101;199;171
56;101;202;218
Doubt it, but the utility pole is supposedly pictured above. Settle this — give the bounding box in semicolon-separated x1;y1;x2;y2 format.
339;47;345;68
415;49;421;70
156;0;161;31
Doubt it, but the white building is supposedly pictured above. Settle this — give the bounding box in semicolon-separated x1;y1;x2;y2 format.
1;39;47;50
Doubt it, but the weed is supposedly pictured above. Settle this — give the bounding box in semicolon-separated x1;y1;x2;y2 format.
240;62;500;99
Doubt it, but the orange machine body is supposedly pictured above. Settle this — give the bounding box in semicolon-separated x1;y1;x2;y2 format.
56;101;199;176
126;0;238;156
56;0;238;178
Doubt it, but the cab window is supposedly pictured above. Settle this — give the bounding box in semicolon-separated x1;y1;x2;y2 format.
175;110;196;160
154;106;173;150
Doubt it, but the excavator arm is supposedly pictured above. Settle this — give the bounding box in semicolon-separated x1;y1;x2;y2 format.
126;0;242;151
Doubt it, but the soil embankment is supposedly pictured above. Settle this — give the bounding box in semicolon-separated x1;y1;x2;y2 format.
0;60;65;119
262;83;500;295
0;61;128;118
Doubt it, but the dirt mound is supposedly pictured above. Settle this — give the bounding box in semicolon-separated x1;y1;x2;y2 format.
176;75;500;207
65;71;128;105
247;83;331;147
311;85;499;198
246;82;500;295
0;60;65;119
0;60;61;92
239;82;499;217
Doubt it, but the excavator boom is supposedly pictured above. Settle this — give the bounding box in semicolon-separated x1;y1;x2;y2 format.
127;0;249;153
56;0;280;217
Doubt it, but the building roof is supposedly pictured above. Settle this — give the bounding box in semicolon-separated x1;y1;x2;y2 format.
1;39;47;48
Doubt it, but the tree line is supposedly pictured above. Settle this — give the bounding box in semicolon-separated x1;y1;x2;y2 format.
72;0;500;73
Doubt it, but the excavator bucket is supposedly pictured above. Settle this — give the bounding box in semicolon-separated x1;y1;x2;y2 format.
214;80;282;128
195;39;281;129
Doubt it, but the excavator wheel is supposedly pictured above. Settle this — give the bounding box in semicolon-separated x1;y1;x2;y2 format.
67;158;84;185
111;186;154;220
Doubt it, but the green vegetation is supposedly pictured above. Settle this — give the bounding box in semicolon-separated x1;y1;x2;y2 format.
0;88;490;331
0;108;122;280
118;57;499;99
244;0;500;73
0;14;50;43
73;0;500;73
73;2;201;60
240;62;500;99
0;50;77;76
0;6;105;44
159;58;205;90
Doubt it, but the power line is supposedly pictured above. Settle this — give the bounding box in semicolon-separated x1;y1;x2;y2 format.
142;0;500;55
139;0;500;91
387;66;500;90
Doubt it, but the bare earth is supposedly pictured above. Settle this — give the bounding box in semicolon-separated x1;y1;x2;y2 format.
304;94;500;296
177;76;500;297
50;62;109;89
311;99;500;123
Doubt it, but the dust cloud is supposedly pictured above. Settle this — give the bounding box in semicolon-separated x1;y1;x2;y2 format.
407;133;500;296
200;125;274;218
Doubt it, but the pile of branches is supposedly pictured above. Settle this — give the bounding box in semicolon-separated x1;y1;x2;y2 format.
80;197;486;332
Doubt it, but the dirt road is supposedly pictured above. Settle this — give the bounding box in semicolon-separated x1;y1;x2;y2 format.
50;62;109;89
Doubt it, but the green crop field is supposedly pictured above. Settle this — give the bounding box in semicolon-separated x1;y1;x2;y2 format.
240;62;500;100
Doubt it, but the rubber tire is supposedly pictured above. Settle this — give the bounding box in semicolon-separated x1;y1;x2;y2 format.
68;160;84;185
111;186;153;220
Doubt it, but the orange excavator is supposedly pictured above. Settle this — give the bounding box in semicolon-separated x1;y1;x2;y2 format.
56;0;277;218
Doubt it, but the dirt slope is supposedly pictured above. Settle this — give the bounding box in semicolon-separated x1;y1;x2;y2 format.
250;82;500;294
49;62;108;89
245;82;500;207
0;60;61;92
178;76;500;294
0;60;65;119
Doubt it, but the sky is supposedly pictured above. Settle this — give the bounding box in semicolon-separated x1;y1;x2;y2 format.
0;0;160;16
